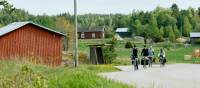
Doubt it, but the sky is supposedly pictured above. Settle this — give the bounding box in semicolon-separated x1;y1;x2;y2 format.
6;0;200;15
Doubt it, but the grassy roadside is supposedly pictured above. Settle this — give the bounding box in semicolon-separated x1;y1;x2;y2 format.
0;61;133;88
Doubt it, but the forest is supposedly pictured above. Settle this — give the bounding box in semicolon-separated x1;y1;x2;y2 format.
0;3;200;42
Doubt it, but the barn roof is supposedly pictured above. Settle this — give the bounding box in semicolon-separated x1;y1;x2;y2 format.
190;32;200;38
116;28;129;32
0;21;65;36
78;26;105;32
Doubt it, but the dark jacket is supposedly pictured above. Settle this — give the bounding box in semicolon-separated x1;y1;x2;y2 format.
141;48;149;56
132;48;138;59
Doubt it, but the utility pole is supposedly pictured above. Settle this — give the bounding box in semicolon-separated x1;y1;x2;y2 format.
74;0;78;67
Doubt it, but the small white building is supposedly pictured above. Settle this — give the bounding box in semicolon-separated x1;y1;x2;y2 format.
115;28;132;38
190;32;200;43
116;28;129;32
190;32;200;38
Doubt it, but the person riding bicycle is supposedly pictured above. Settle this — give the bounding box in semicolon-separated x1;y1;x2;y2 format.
158;48;166;67
148;46;154;67
141;45;149;69
131;45;139;71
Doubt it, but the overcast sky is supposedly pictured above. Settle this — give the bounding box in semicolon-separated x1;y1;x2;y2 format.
7;0;200;15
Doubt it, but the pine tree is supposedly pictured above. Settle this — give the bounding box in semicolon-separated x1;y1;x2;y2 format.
173;25;180;38
164;26;171;38
169;26;175;42
171;3;179;19
149;14;162;42
192;14;200;32
194;23;200;32
133;19;142;35
159;26;164;38
141;24;149;44
183;16;192;37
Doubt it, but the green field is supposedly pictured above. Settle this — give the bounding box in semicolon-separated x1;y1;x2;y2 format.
0;61;133;88
78;39;200;65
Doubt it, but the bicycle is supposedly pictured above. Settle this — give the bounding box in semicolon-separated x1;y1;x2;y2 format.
131;56;139;71
141;56;148;69
148;56;153;67
159;56;165;67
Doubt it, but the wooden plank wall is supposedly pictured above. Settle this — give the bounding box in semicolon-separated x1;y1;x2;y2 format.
0;24;63;66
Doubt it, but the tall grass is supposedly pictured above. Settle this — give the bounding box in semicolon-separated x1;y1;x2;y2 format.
0;61;133;88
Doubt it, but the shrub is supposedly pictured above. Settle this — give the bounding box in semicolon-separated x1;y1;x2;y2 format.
104;37;118;64
152;36;164;43
103;47;117;64
106;37;118;51
125;41;133;48
105;27;115;38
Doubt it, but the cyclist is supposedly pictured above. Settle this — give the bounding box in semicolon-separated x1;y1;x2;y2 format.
148;46;154;67
158;48;166;67
131;45;139;71
141;45;149;69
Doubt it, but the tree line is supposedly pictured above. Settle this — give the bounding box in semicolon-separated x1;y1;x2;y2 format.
0;3;200;43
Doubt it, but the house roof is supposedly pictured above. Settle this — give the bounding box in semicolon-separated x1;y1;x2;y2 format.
116;28;129;32
0;21;65;36
190;32;200;38
78;26;105;32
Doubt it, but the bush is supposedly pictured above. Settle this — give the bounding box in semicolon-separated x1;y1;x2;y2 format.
125;41;133;48
103;47;117;64
152;36;164;43
105;27;115;38
104;38;118;64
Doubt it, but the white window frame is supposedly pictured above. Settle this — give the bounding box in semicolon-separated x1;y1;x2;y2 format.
81;32;85;38
92;33;95;38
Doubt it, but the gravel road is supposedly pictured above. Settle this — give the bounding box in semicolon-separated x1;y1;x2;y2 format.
101;64;200;88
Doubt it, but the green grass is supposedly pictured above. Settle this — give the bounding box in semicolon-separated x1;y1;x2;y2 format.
78;39;200;65
0;61;133;88
165;46;200;63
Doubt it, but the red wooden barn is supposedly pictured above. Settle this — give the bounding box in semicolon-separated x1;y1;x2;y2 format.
78;26;105;39
0;21;65;66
